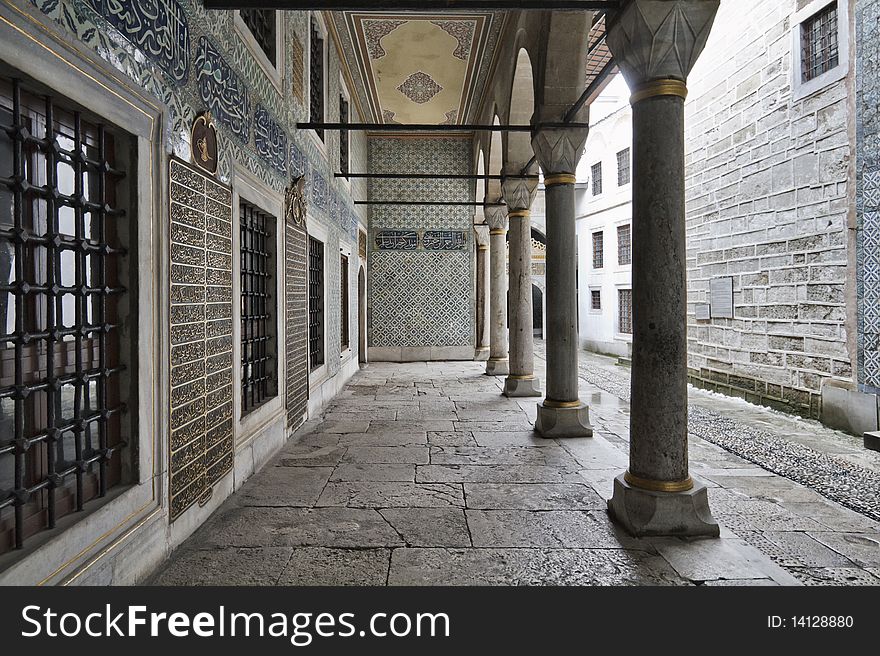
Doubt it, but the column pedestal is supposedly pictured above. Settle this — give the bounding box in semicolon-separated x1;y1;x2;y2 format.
535;400;592;438
503;375;542;397
486;357;509;376
607;474;718;537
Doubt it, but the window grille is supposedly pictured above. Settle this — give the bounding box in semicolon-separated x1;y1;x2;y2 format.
308;236;324;369
310;19;325;142
591;162;603;196
617;148;630;186
802;4;839;82
619;289;633;334
591;290;601;310
339;95;349;179
617;224;631;266
240;9;277;68
0;76;129;554
340;254;349;350
592;231;604;269
240;201;276;415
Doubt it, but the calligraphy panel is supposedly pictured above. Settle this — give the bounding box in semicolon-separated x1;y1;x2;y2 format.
424;230;467;251
196;36;251;143
254;105;288;174
375;230;418;251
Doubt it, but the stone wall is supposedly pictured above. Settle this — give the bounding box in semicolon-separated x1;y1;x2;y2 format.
368;136;474;360
684;0;853;418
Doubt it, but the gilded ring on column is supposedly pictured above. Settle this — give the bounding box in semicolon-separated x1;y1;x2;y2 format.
508;209;531;219
489;229;507;236
542;399;582;409
543;173;577;187
507;374;535;381
624;470;694;493
629;78;688;105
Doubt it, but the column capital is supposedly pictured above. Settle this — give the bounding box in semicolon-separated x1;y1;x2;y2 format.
531;127;589;177
606;0;719;91
501;175;538;214
484;203;508;232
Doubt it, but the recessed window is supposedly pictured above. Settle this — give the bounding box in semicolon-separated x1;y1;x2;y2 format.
310;18;325;142
617;148;630;186
308;236;325;370
619;289;633;335
240;201;278;416
0;75;132;554
592;231;604;269
617;224;631;266
591;162;603;196
340;254;350;350
240;9;277;68
339;94;350;179
801;3;838;83
591;290;601;310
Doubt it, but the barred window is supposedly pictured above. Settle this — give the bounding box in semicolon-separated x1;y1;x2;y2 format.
592;231;604;269
308;236;324;369
617;224;631;266
240;201;277;416
340;254;349;350
591;162;603;196
617;148;630;186
310;18;325;142
591;290;601;310
619;289;633;334
339;95;349;179
240;10;277;68
801;3;838;82
0;76;131;555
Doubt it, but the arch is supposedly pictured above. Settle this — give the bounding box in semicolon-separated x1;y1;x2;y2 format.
534;12;594;126
474;147;486;211
358;266;367;364
532;284;544;339
486;112;504;201
502;47;536;174
531;226;546;244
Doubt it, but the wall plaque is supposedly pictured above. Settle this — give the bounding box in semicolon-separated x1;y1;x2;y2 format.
190;112;218;175
375;230;418;250
709;277;734;319
695;303;711;321
424;230;467;251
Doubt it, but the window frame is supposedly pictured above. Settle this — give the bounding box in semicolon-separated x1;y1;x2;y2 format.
338;73;352;188
340;245;351;355
308;12;330;151
234;9;285;94
0;25;160;581
592;230;604;270
791;0;849;101
617;223;632;267
589;288;602;313
591;161;603;196
616;148;630;187
231;168;284;446
307;223;328;387
617;287;633;337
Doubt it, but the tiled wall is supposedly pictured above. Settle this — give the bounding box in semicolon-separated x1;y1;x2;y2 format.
856;0;880;392
368;136;474;351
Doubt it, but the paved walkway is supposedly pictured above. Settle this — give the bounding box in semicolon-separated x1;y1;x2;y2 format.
150;348;880;586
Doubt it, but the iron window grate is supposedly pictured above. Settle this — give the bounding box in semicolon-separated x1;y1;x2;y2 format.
310;19;325;142
308;236;324;369
591;162;603;196
240;201;276;416
619;289;633;334
339;95;349;179
617;148;630;186
340;254;349;350
617;224;631;266
0;76;128;554
802;3;839;82
591;290;601;310
240;9;277;68
592;231;604;269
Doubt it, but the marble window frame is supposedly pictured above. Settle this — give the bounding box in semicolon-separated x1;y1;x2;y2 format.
791;0;850;102
307;221;329;389
307;11;330;156
0;4;161;583
231;167;286;449
233;9;286;95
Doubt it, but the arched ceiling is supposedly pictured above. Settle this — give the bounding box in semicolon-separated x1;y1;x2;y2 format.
332;12;505;125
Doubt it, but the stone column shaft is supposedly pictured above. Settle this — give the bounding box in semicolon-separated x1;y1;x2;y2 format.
485;205;509;376
474;225;491;361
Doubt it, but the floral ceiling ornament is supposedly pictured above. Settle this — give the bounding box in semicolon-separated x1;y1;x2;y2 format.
397;71;443;104
364;19;407;59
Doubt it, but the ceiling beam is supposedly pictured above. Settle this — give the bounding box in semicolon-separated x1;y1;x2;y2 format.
204;1;620;10
298;122;589;132
355;200;504;206
336;173;538;180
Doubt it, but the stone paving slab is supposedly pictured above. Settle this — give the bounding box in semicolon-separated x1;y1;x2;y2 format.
151;356;880;586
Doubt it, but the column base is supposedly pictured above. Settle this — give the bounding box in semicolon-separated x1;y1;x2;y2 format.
535;400;592;438
503;376;542;398
474;347;490;361
607;473;720;538
485;358;509;376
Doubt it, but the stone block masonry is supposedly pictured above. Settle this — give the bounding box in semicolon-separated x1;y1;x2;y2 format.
684;0;853;418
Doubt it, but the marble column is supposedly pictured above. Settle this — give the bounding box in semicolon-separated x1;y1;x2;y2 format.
502;177;541;397
474;224;491;361
485;204;509;376
531;129;592;437
606;0;720;537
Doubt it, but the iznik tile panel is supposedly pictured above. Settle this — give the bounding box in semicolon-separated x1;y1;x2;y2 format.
169;159;234;522
285;220;309;428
